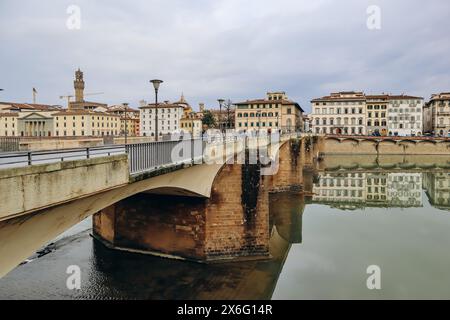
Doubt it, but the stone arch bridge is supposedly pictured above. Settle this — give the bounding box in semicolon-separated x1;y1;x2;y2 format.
0;133;315;277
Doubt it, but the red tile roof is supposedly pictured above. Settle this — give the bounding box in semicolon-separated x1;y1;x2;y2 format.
53;110;120;117
0;102;63;111
311;93;423;103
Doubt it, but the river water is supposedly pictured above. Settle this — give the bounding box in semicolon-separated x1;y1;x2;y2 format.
1;161;450;299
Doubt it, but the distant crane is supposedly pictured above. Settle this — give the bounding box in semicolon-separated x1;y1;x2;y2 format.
59;92;104;107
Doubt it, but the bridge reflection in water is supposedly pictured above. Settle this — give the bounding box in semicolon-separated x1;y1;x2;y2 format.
0;192;305;299
1;153;450;299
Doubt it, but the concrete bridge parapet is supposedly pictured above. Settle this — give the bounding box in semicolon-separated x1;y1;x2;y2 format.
0;154;129;222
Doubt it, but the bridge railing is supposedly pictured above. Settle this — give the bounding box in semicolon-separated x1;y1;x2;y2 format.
0;145;125;169
126;138;205;174
0;132;303;173
0;137;20;152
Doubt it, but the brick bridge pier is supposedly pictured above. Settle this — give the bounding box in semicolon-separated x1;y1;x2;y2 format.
93;137;312;262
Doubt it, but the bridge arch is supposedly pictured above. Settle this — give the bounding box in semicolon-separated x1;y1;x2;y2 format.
0;138;297;277
341;137;360;144
325;136;341;143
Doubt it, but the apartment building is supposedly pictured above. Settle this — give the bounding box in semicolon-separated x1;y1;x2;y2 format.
423;92;450;137
311;91;366;135
234;92;304;132
108;104;140;136
311;92;424;136
180;115;203;137
52;110;120;136
0;113;18;136
387;95;424;136
139;101;185;137
366;95;388;136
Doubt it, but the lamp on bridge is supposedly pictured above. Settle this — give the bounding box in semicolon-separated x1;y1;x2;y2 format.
150;79;163;142
122;102;129;146
217;99;225;133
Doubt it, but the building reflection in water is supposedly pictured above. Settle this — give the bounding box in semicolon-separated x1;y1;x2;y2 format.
311;170;450;211
423;172;450;210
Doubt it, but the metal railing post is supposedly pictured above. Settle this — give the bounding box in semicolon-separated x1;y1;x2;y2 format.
191;137;195;165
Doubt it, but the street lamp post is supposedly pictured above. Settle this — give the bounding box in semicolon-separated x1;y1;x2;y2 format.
218;99;225;133
150;79;163;142
123;103;129;145
277;113;280;132
257;110;261;134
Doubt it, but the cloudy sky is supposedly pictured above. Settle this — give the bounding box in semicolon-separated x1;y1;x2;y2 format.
0;0;449;112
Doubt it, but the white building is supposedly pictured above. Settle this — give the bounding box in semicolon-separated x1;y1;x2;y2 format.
139;101;184;137
310;91;366;135
310;92;424;136
387;95;424;136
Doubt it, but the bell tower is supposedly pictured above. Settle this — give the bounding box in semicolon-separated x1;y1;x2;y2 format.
74;68;85;103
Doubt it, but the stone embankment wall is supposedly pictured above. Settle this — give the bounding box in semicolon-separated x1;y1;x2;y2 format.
321;136;450;155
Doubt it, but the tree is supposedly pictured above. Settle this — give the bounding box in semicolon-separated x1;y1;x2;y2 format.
223;99;234;129
202;110;216;128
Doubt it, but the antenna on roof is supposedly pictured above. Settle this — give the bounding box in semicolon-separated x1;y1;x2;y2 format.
32;87;38;104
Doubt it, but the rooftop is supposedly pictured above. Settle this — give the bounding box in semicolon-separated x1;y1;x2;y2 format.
311;92;423;103
52;110;121;116
0;102;63;111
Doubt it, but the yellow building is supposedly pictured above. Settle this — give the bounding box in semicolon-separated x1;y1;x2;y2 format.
366;95;388;136
0;102;62;137
52;110;120;137
180;115;202;137
120;117;140;136
108;104;140;136
234;92;304;133
0;113;18;136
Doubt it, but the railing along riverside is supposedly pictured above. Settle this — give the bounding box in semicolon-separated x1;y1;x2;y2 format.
0;133;302;173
